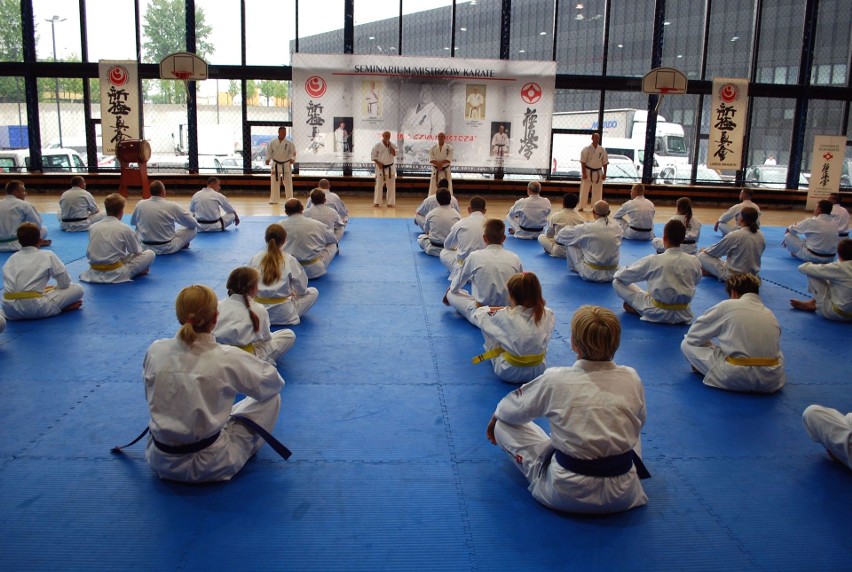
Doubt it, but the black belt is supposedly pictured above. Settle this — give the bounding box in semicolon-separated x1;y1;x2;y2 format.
142;239;170;246
154;431;221;455
629;226;653;232
546;449;651;479
430;240;444;248
806;247;836;258
111;415;292;460
197;217;225;231
681;239;696;245
272;160;290;180
839;232;848;237
519;225;544;232
62;216;88;222
377;162;394;178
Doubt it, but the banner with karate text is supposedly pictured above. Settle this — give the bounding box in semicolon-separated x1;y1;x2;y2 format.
98;60;140;155
708;78;749;170
292;53;556;174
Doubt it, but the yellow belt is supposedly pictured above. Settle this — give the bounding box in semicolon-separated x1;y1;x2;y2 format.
239;343;255;353
90;260;124;272
832;304;852;318
299;256;321;266
651;299;689;311
585;261;618;271
4;291;43;300
725;356;780;367
255;295;291;305
472;347;545;367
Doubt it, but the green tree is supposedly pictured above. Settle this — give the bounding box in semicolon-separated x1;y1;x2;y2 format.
258;80;289;106
0;0;25;102
142;0;213;104
227;80;240;103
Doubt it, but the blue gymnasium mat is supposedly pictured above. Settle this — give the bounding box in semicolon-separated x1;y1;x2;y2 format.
1;216;850;571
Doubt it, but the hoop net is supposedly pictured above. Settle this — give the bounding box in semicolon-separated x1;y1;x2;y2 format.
172;70;193;93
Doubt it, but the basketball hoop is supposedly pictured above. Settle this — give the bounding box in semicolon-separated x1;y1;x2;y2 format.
172;70;193;94
159;52;208;94
642;68;688;114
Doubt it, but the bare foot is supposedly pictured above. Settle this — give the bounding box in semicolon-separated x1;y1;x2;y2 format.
387;204;395;208
790;299;816;312
690;365;702;375
622;302;639;315
508;228;515;235
138;267;150;277
182;242;191;249
442;289;450;306
41;239;53;247
373;204;380;207
62;301;83;312
701;268;713;277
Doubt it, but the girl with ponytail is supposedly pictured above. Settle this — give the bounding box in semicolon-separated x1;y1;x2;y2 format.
248;224;319;325
654;197;702;255
698;207;765;281
143;284;285;483
213;267;296;365
470;272;555;383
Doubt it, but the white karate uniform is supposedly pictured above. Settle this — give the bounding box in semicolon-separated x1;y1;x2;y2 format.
797;259;852;321
371;141;398;206
440;211;486;277
415;194;460;230
307;191;348;225
80;216;155;283
613;247;702;324
614;196;656;240
248;248;319;325
189;187;238;232
716;200;761;235
143;332;284;483
447;244;523;323
492;360;648;514
466;92;484;119
365;89;379;116
830;203;849;236
491;132;509;161
784;214;839;263
130;196;197;255
418;205;461;257
578;144;608;210
0;195;49;251
506;195;552;239
653;214;702;255
556;217;623;282
538;209;584;258
266;138;296;203
305;204;345;242
471;305;555;384
58;186;105;232
280;213;338;279
427;143;453;196
697;228;765;281
681;293;785;393
214;294;296;364
1;247;84;320
802;405;852;470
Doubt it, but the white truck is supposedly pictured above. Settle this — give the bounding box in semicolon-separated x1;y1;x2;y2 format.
148;124;241;173
551;109;688;176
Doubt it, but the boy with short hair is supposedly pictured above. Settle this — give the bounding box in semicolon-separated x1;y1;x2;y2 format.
2;222;84;320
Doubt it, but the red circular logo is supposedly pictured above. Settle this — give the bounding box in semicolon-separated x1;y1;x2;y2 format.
520;82;542;104
108;65;129;87
305;76;327;98
719;83;739;103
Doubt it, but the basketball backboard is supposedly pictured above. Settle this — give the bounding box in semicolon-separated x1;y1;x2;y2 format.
642;67;688;95
159;52;208;82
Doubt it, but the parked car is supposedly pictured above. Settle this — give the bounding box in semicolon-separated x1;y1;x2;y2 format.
657;164;724;185
0;148;87;173
550;156;640;183
745;165;808;190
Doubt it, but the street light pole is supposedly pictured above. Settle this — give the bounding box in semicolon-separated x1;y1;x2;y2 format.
45;15;66;148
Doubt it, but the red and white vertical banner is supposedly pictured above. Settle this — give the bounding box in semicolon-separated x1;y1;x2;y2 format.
99;60;140;154
708;78;749;170
292;54;556;173
806;135;847;210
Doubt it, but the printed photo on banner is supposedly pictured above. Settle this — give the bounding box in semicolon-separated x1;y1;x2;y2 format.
399;83;449;165
466;85;486;120
333;117;353;154
490;122;511;160
362;80;382;118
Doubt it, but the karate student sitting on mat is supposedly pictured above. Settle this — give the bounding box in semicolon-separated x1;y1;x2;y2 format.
486;305;649;514
248;224;319;326
213;267;296;365
142;284;285;483
470;272;555;384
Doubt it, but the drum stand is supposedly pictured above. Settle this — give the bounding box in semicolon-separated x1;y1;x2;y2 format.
118;157;150;199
